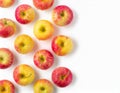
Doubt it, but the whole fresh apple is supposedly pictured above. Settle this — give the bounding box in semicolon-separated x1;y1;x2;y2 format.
13;64;35;86
14;34;34;54
34;49;54;70
33;0;54;10
52;67;73;87
0;80;15;93
15;4;35;24
0;18;16;38
34;79;54;93
34;20;54;40
0;0;15;8
0;48;14;69
51;35;73;56
52;5;73;26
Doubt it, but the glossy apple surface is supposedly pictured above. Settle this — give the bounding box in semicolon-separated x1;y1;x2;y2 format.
33;0;54;10
0;48;14;69
0;18;16;38
13;64;35;86
0;0;15;8
52;35;73;56
52;5;73;26
14;34;34;54
34;49;54;70
15;4;35;24
34;20;54;40
52;67;73;87
34;79;54;93
0;80;15;93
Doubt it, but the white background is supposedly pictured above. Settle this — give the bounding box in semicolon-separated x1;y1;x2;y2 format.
0;0;120;93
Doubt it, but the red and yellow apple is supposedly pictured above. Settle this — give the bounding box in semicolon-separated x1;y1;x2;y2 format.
52;5;73;26
33;0;54;10
15;4;35;24
52;67;73;87
0;18;16;38
34;79;54;93
0;0;15;8
0;80;15;93
13;64;35;86
14;34;34;54
51;35;73;56
34;49;54;70
0;48;14;69
34;20;54;40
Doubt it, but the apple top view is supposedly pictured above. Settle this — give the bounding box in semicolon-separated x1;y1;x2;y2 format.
0;0;75;93
0;18;16;38
15;4;35;24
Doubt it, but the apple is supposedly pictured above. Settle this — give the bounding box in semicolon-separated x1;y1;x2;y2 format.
34;79;54;93
0;80;15;93
0;0;15;8
51;35;73;56
14;34;34;54
0;48;14;69
15;4;35;24
34;20;54;40
0;18;16;38
13;64;35;86
34;49;54;70
52;67;72;87
33;0;54;10
52;5;73;26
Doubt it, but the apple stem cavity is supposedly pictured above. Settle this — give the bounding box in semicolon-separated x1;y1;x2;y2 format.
60;11;65;17
20;43;25;47
60;75;66;80
60;41;64;47
40;27;46;32
20;73;32;78
0;57;3;61
20;74;25;78
0;87;6;92
4;21;7;25
40;87;45;91
21;12;26;16
39;55;45;63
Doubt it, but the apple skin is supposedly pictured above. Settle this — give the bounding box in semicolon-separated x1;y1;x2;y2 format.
51;35;73;56
0;48;14;69
34;49;54;70
52;5;73;26
13;64;35;86
0;80;15;93
34;79;54;93
0;0;15;8
34;20;54;40
15;4;35;24
0;18;16;38
52;67;73;87
14;34;34;54
33;0;54;10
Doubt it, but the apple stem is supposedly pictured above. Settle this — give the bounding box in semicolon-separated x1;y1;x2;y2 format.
39;55;45;63
60;11;65;17
40;87;45;91
0;87;5;92
0;57;3;61
21;12;26;16
20;43;25;47
61;75;65;80
40;27;46;32
60;42;64;47
4;21;7;25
